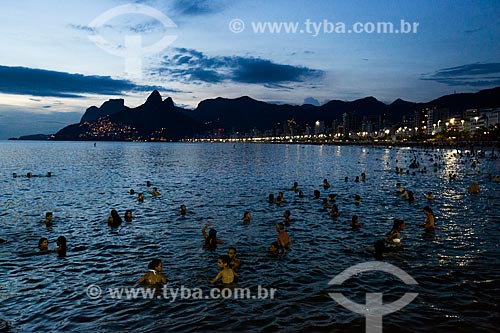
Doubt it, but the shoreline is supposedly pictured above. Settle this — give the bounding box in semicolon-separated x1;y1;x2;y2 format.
4;138;500;151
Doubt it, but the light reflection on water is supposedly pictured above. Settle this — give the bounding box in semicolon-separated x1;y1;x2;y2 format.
0;141;499;332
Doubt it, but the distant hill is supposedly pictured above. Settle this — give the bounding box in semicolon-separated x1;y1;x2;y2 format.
426;86;500;113
29;86;499;141
9;134;51;140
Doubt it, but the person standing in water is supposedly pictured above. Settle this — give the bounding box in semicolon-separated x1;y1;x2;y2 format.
468;180;480;194
210;255;238;284
419;206;435;231
136;259;168;285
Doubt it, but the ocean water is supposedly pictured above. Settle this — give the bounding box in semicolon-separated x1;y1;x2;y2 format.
0;141;499;332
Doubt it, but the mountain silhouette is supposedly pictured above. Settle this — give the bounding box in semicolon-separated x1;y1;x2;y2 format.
80;99;128;123
50;87;500;141
54;90;204;141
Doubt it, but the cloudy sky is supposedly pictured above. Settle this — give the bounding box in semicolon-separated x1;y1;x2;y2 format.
0;0;499;139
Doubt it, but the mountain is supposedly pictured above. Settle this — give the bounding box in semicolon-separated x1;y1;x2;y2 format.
190;96;301;132
426;86;500;113
47;86;500;141
54;90;204;141
80;99;128;123
9;134;51;140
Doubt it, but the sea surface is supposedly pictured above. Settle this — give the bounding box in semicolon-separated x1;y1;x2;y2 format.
0;141;499;332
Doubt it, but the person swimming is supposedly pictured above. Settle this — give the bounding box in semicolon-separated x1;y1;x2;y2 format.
322;198;330;209
136;259;168;285
210;255;238;284
55;236;67;256
419;206;435;231
276;222;291;249
283;210;291;226
323;178;331;189
354;194;361;205
38;237;49;252
107;209;123;228
351;215;360;229
202;223;223;250
329;204;339;217
268;193;275;203
467;180;480;194
227;246;240;269
151;187;161;197
276;192;285;204
180;204;187;216
44;212;53;225
124;210;133;222
269;241;280;255
242;211;251;223
386;219;405;246
407;191;415;203
396;183;405;194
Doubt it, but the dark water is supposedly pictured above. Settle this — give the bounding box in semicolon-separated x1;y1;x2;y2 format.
0;141;499;332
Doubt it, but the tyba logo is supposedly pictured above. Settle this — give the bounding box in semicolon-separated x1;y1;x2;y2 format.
88;4;177;78
328;261;418;333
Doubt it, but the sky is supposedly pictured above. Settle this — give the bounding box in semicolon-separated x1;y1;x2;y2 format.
0;0;499;139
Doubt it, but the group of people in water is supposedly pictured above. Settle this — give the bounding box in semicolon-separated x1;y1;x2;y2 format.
135;148;489;286
18;146;495;289
13;171;52;178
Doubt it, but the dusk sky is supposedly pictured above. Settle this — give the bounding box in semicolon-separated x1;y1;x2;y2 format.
0;0;499;139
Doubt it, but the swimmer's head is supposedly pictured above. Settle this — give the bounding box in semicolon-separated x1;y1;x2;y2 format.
269;241;279;253
228;247;237;259
148;258;163;271
217;255;230;267
38;237;48;251
208;229;217;238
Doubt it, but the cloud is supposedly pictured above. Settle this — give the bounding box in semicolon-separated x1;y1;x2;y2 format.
0;65;170;98
155;48;324;87
67;23;96;33
172;0;226;16
464;27;482;34
421;63;500;87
